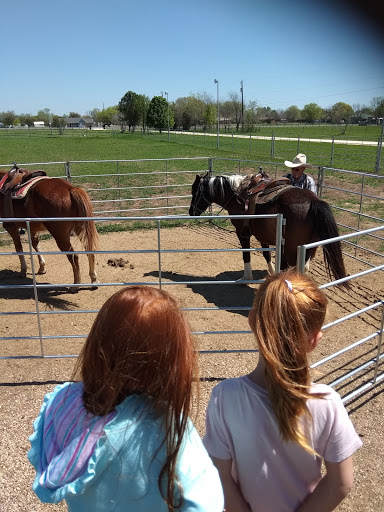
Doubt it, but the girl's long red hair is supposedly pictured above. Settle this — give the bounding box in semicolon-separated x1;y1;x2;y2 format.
73;286;198;511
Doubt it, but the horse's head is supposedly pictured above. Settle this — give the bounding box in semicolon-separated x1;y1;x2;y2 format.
189;173;211;216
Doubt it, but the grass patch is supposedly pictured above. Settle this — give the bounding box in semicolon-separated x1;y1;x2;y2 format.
1;128;382;176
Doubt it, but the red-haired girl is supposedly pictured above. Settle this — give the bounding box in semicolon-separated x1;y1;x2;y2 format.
29;286;223;511
203;270;362;512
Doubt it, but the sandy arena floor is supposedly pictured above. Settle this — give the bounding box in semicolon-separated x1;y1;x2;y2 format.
0;224;383;511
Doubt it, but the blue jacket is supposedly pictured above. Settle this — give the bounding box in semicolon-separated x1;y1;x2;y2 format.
28;382;224;511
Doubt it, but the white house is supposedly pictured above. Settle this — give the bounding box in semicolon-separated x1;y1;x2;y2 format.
65;117;94;128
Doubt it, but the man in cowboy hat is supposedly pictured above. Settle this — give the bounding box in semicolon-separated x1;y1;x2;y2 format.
283;153;317;194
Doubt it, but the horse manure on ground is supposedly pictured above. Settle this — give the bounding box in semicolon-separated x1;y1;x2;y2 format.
107;258;133;268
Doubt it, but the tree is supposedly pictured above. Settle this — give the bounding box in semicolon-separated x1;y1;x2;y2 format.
229;91;242;131
0;110;17;126
146;96;170;133
301;103;324;123
172;96;205;130
371;97;384;118
221;101;234;130
137;94;150;131
244;100;258;131
118;91;141;131
18;113;34;127
203;104;216;130
68;112;81;117
51;115;66;134
352;103;373;123
36;108;51;125
257;106;277;124
330;102;353;124
284;105;301;122
96;106;119;126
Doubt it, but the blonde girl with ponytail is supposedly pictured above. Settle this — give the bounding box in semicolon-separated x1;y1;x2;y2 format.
203;269;362;512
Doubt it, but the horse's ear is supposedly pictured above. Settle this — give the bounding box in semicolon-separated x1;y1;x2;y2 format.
202;171;209;178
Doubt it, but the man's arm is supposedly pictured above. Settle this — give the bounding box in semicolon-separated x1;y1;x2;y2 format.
211;456;252;512
295;456;354;512
307;176;318;194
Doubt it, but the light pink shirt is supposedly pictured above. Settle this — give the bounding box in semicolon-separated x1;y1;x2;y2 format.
203;376;362;512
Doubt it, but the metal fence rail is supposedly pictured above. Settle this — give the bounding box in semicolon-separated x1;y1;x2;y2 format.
1;158;383;403
0;213;283;350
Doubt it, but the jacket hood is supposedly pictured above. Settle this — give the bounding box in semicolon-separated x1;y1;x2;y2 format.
28;382;120;502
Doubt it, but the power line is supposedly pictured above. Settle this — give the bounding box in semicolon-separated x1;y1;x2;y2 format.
264;86;384;106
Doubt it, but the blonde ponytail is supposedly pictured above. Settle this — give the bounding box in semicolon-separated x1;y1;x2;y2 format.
250;269;327;453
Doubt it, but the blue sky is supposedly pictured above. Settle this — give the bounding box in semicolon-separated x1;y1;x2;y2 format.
2;0;383;116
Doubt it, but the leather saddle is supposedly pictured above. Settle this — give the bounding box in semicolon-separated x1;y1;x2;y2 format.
0;164;47;194
0;164;47;219
237;171;292;237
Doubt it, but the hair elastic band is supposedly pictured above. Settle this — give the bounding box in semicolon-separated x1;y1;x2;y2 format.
284;279;293;292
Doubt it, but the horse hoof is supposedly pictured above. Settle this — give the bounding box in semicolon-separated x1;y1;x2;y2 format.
37;270;47;275
69;287;79;294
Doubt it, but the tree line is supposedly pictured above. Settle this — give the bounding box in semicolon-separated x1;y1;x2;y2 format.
1;93;383;131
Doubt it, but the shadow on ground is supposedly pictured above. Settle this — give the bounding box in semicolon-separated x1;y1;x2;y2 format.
144;269;268;317
0;269;97;310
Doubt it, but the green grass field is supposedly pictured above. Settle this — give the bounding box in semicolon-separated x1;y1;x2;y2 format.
0;124;382;175
0;128;382;257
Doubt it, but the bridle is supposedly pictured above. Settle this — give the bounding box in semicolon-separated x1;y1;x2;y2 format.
191;179;212;215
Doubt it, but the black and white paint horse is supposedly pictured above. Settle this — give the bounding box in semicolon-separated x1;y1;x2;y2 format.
189;173;347;282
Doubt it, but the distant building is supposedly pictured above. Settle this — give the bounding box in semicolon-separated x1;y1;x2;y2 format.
65;117;94;128
33;121;45;128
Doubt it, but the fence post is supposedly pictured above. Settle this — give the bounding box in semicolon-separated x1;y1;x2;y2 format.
165;160;169;210
26;220;45;356
331;136;335;167
157;220;162;289
274;214;284;273
270;132;275;158
296;244;307;273
297;136;300;154
249;133;252;154
65;161;71;182
317;166;324;198
375;122;383;174
372;301;384;383
208;158;213;216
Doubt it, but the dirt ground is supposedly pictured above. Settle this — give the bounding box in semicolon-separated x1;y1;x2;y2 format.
0;224;383;512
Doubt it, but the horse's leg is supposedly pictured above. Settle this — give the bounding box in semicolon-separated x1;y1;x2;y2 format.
31;232;46;274
51;234;81;292
87;253;98;285
261;243;275;275
4;223;27;277
236;231;253;280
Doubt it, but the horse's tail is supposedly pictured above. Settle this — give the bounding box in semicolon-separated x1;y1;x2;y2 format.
70;187;99;252
308;199;348;285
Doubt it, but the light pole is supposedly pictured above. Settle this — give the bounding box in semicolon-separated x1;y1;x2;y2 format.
164;91;170;141
214;79;219;148
240;80;244;132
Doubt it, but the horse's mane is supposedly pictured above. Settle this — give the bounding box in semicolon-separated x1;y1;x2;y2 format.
207;174;245;201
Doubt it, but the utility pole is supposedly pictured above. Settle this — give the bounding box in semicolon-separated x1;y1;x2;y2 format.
164;91;170;141
240;80;244;132
214;79;219;148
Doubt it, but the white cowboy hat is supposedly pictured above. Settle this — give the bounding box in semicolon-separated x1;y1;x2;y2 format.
284;153;313;169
